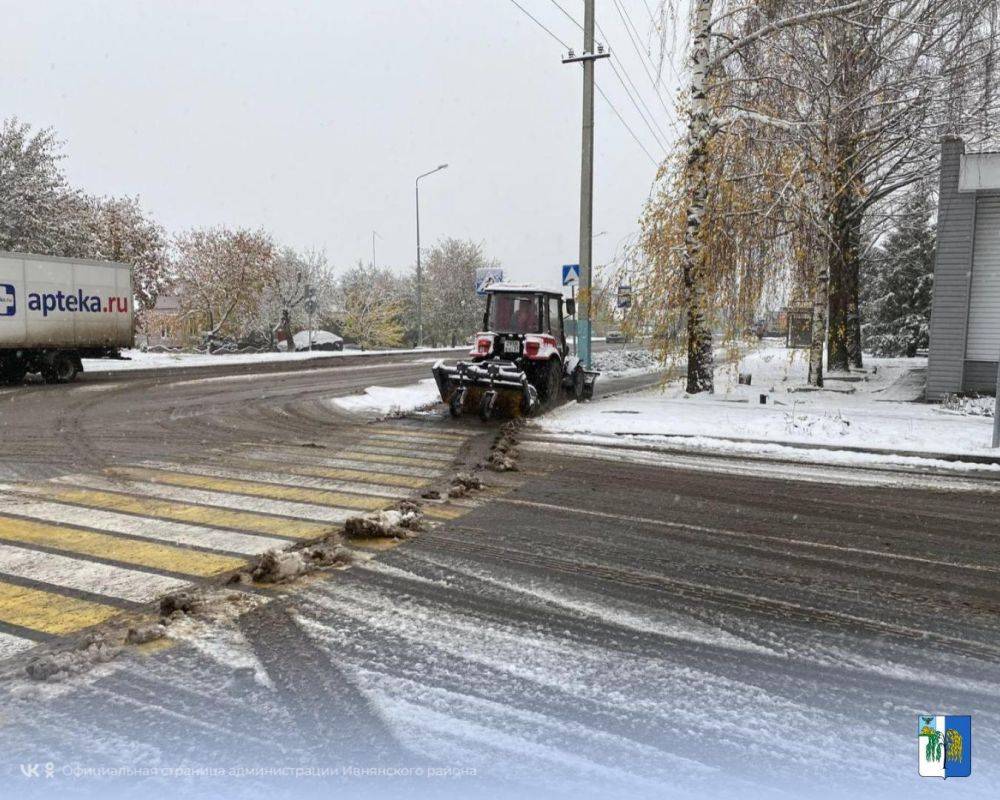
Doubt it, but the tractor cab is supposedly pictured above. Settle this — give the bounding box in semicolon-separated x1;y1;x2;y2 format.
472;285;573;363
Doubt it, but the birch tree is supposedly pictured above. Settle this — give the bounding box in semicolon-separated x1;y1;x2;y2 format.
651;1;870;392
644;0;998;390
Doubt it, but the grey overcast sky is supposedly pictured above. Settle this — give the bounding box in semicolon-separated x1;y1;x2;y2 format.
2;0;682;288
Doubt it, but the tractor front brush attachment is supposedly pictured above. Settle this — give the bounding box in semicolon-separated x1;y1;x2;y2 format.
432;359;539;421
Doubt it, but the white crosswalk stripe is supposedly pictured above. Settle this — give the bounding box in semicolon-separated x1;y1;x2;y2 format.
0;542;187;603
0;630;36;659
245;450;442;478
36;476;364;525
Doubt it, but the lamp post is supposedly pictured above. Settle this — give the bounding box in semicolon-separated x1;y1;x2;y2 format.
415;163;448;348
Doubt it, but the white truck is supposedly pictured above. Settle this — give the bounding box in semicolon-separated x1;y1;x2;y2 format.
0;251;134;384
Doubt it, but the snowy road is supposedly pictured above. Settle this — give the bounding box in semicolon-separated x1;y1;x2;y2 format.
0;418;997;799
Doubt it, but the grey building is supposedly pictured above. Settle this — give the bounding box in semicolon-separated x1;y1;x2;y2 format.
927;137;1000;400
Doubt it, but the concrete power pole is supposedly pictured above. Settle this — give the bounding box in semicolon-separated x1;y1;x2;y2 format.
563;0;608;369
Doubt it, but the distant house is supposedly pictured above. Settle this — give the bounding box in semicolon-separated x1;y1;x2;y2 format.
926;137;1000;399
143;294;186;349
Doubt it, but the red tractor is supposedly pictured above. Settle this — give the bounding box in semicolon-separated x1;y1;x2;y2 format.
432;284;598;421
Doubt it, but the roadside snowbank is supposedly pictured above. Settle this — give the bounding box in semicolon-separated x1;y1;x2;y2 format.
331;378;440;415
592;348;663;377
539;345;999;461
81;345;463;373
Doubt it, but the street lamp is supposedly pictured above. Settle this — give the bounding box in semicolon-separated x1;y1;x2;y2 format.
415;163;448;348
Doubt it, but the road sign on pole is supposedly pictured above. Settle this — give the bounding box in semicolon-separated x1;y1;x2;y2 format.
562;264;580;286
616;284;632;309
475;267;503;296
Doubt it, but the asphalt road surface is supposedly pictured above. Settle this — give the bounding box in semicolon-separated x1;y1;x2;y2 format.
0;348;996;800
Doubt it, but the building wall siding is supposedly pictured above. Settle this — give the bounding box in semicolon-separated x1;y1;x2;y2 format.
927;138;978;400
963;360;999;394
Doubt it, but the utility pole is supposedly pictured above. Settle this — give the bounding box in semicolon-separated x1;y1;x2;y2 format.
563;1;608;369
415;164;448;348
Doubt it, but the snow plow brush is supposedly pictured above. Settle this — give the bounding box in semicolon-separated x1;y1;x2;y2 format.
432;359;540;421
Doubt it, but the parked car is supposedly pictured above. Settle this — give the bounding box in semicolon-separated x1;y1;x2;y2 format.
606;329;629;344
279;329;344;351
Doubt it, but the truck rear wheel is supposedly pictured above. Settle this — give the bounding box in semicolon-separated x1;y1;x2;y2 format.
1;357;27;386
42;352;79;384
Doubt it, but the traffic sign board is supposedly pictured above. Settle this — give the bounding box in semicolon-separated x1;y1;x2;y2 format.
562;264;580;286
475;267;504;296
616;284;632;309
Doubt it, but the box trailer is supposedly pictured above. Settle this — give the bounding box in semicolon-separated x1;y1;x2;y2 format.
0;251;134;384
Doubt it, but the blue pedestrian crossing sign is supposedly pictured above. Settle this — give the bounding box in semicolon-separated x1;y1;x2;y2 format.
562;264;580;286
475;267;504;296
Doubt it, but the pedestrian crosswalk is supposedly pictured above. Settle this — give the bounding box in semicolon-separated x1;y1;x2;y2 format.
0;424;477;660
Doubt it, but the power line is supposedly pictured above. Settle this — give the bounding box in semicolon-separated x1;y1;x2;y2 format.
609;0;678;123
594;14;682;136
506;0;570;49
505;0;661;167
547;0;670;148
607;59;669;150
595;82;659;166
545;0;583;32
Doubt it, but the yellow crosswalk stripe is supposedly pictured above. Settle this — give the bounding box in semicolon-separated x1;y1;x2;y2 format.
354;444;455;461
368;432;464;447
422;504;468;520
219;458;430;489
18;486;330;539
376;427;468;442
337;451;444;469
0;581;119;635
0;516;245;577
107;467;390;512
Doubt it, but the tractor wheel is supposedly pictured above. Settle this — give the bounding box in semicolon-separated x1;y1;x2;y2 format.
536;359;562;406
42;352;78;384
449;391;465;417
572;367;586;402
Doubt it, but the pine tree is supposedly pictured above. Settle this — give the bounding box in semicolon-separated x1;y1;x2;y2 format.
861;189;935;357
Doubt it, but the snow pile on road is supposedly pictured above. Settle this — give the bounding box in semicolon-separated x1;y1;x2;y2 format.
539;345;999;460
592;348;662;377
331;378;440;415
344;506;423;539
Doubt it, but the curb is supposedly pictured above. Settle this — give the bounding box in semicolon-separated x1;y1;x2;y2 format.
524;430;1000;469
77;347;468;384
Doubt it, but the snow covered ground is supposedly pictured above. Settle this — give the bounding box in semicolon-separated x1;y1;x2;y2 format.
80;345;463;372
330;378;441;415
539;344;1000;464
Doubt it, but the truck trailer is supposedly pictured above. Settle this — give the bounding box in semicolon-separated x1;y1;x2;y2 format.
0;251;134;384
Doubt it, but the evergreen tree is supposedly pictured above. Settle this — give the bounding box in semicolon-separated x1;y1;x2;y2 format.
861;189;935;357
